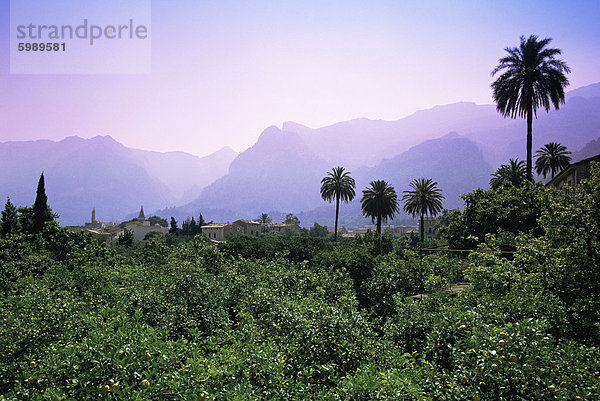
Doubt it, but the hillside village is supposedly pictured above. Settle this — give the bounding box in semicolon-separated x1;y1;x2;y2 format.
64;152;600;244
67;205;442;242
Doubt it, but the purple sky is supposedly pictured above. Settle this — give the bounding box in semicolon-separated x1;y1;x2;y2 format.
1;0;599;157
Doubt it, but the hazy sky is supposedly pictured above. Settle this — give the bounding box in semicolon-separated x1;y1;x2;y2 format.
1;0;599;157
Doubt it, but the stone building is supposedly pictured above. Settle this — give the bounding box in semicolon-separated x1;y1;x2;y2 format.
419;216;440;240
547;154;600;190
123;206;168;239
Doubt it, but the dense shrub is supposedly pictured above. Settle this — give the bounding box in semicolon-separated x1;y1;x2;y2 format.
2;170;600;399
440;182;545;249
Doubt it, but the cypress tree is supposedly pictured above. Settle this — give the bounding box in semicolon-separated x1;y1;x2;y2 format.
190;217;197;235
32;172;51;234
169;217;179;235
198;213;205;234
181;218;191;236
0;197;19;235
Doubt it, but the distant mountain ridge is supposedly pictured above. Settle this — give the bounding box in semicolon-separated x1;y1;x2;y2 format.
356;133;492;210
572;137;600;162
3;82;599;228
163;82;600;226
283;82;600;170
0;136;237;225
283;102;507;169
169;126;329;221
160;129;492;225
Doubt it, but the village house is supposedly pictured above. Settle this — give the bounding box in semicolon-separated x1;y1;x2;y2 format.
268;222;301;234
201;219;261;241
123;206;169;239
547;154;600;190
201;223;242;241
233;220;262;237
385;226;418;237
202;219;293;241
420;216;440;240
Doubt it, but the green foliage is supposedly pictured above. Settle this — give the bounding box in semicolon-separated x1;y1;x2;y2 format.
169;216;179;234
17;206;35;234
148;215;168;227
0;197;19;236
197;213;206;228
284;213;301;225
353;230;395;256
2;174;600;399
441;182;544;249
180;215;203;236
220;235;332;263
309;222;329;238
364;251;461;317
33;172;50;234
117;228;134;247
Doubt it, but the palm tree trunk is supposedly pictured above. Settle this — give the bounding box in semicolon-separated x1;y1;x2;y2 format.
376;215;381;235
420;212;424;242
334;195;340;241
526;107;533;181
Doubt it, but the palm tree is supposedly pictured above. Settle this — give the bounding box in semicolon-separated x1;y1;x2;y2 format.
491;35;570;181
535;142;572;179
360;180;400;235
258;213;271;233
402;178;444;242
320;167;356;241
489;158;527;190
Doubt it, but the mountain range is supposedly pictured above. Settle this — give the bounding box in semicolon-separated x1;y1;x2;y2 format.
2;82;599;227
0;136;236;225
163;82;600;226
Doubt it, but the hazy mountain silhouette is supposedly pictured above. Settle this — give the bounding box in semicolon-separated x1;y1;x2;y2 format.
165;126;329;221
572;137;600;162
502;96;600;166
283;102;508;169
0;136;236;225
4;82;599;227
566;82;600;100
129;145;237;203
161;83;600;226
162;131;492;225
282;82;600;170
356;133;492;210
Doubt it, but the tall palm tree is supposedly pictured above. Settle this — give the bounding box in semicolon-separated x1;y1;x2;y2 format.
491;35;570;181
320;167;356;241
402;178;444;242
360;180;400;235
535;142;572;179
258;213;272;233
489;158;527;190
